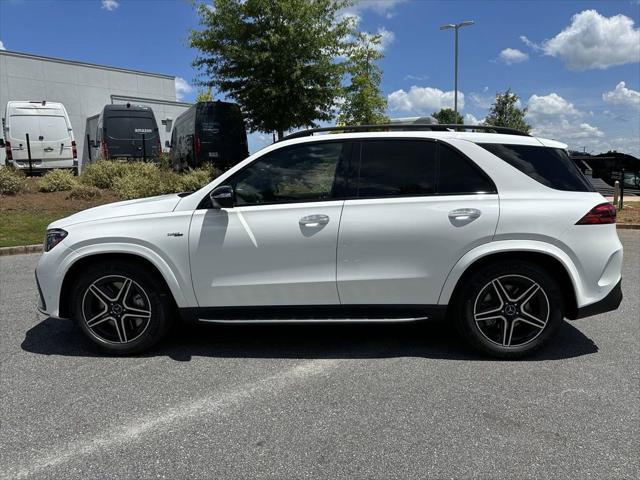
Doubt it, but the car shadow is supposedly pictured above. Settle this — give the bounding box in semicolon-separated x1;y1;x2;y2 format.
21;316;598;362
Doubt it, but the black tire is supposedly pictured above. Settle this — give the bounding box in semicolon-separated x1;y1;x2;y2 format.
71;261;174;355
453;261;564;359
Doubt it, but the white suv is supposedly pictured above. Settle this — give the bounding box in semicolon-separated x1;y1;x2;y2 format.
35;125;623;358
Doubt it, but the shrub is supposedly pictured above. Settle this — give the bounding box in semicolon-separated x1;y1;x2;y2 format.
39;169;78;192
112;163;183;200
67;184;102;200
80;161;128;189
179;168;215;192
0;167;27;195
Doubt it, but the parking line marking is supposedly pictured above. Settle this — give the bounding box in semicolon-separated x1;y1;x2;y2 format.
3;359;339;480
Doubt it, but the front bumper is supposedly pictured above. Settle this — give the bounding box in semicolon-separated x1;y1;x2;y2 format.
573;280;622;319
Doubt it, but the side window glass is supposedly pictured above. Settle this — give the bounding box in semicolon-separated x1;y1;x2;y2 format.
231;142;345;206
358;140;436;197
438;144;496;194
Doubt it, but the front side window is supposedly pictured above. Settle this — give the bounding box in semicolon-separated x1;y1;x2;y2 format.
357;140;437;197
231;142;345;206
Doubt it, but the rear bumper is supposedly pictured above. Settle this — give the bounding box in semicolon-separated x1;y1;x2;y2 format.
573;280;622;320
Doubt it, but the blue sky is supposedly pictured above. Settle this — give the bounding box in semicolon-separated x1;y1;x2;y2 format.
1;0;639;155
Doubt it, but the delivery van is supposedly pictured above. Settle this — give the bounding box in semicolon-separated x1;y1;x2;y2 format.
1;101;77;174
90;104;161;161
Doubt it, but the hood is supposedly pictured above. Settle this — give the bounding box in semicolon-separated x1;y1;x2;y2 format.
49;193;183;229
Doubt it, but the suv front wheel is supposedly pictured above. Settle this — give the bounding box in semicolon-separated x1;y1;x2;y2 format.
72;261;173;355
454;261;564;358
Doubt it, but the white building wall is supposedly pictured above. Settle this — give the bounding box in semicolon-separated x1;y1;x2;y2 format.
0;50;191;169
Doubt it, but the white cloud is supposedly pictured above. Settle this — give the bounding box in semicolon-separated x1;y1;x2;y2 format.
350;0;407;17
174;77;192;101
101;0;119;11
498;48;529;65
387;86;464;114
464;113;483;125
526;93;581;119
519;35;540;51
531;10;640;70
0;40;5;51
404;74;429;81
469;90;492;109
602;81;640;109
375;27;394;51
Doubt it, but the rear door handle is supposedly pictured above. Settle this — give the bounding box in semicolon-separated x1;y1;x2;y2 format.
43;147;54;152
448;208;481;221
299;214;329;227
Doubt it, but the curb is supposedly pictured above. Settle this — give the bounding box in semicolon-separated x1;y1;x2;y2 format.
0;244;43;257
1;225;639;257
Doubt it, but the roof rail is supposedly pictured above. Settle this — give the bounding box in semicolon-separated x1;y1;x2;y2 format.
280;124;530;141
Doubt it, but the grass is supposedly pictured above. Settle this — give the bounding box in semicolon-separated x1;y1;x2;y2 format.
0;211;74;247
617;202;640;225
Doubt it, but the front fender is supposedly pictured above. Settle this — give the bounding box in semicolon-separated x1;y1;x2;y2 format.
437;240;582;306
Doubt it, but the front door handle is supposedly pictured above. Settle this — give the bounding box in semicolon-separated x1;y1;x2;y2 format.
299;214;329;227
448;208;481;221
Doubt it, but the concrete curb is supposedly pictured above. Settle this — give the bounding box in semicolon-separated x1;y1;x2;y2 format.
0;244;43;256
1;225;639;257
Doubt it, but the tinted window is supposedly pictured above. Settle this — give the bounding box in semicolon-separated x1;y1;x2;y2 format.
480;143;594;192
358;140;436;197
231;142;344;206
106;116;157;140
438;144;496;194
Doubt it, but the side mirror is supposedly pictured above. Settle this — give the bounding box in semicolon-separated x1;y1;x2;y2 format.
0;139;4;148
90;140;97;148
209;185;234;209
165;140;171;148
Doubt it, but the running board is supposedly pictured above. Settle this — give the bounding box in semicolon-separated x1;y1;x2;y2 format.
197;317;429;325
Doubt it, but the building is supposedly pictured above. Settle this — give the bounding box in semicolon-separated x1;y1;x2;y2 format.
0;50;191;168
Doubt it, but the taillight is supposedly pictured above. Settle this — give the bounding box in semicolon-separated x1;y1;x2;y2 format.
194;133;201;157
576;203;617;225
5;141;12;161
101;140;109;159
71;140;77;159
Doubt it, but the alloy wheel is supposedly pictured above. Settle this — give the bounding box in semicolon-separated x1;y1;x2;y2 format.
473;274;550;347
81;275;152;344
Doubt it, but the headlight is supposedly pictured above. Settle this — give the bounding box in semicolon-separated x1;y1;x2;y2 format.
44;229;68;252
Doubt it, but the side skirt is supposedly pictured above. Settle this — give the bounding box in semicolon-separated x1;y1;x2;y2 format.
179;305;448;325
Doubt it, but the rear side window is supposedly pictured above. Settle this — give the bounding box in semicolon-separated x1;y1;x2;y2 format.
358;140;436;197
480;143;594;192
438;144;496;194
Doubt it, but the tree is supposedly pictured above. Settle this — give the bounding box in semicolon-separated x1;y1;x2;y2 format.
483;88;531;133
190;0;354;140
337;32;388;126
432;108;463;125
195;88;214;102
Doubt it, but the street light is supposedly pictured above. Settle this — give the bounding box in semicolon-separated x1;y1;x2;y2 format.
440;20;474;123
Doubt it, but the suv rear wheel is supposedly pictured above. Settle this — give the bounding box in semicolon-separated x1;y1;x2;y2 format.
72;261;173;355
454;261;564;358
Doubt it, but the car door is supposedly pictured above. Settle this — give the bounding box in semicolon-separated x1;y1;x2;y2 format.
189;140;350;308
337;139;499;306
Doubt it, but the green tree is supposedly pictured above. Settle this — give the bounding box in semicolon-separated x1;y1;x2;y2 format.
337;32;389;126
190;0;354;140
195;88;214;102
432;108;463;125
483;88;531;133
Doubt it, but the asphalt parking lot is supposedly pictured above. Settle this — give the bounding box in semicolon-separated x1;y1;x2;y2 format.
1;230;638;480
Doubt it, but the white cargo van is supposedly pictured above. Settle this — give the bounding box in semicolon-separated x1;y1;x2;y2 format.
1;101;78;174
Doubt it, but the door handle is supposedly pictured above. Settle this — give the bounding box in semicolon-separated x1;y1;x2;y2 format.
448;208;481;221
43;147;54;152
299;214;329;227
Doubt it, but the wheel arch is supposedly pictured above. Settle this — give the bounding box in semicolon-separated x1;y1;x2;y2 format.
59;252;180;319
441;249;579;319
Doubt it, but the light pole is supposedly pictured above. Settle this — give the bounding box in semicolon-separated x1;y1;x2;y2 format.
440;21;474;123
